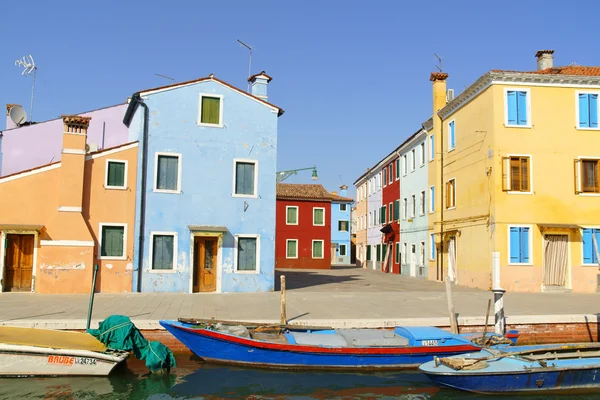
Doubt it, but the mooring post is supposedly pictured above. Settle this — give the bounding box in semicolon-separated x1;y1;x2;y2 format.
445;276;458;334
86;264;99;330
493;288;506;335
280;275;287;325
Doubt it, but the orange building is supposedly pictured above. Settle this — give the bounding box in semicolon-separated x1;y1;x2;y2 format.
0;115;138;293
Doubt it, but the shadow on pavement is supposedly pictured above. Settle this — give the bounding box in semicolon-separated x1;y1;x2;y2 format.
274;269;361;290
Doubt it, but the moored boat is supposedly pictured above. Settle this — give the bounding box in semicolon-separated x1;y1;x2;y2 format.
160;319;513;370
419;343;600;394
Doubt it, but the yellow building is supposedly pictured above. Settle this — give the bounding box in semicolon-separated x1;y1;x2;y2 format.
428;50;600;293
353;171;369;268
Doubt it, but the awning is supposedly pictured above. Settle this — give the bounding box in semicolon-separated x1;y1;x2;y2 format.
187;225;228;233
0;224;44;232
537;223;581;231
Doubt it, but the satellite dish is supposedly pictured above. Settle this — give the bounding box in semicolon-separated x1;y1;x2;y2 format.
9;105;27;126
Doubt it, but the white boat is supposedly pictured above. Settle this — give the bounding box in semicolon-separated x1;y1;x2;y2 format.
0;325;128;377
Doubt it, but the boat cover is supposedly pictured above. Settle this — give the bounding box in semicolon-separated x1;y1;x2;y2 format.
289;329;409;347
0;326;106;352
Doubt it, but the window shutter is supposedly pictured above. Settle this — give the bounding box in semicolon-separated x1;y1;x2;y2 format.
507;91;517;125
202;97;220;124
579;94;590;128
107;162;125;187
450;121;456;148
430;186;434;212
502;157;511;191
583;229;593;264
575;159;582;193
430;134;435;160
394;200;400;220
517;91;528;125
367;245;371;261
520;227;529;263
445;182;450;208
509;227;520;263
153;235;174;270
376;244;381;261
590;94;598;128
521;158;529;191
593;230;600;264
239;238;256;270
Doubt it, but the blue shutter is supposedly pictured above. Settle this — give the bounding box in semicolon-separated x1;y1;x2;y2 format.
517;91;528;125
507;91;517;125
520;227;530;263
594;229;600;264
449;121;455;149
590;94;598;128
579;94;590;128
431;134;435;159
509;227;520;263
583;228;593;264
430;186;434;212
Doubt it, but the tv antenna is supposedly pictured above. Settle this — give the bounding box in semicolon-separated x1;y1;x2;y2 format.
237;39;253;92
434;53;443;72
15;55;37;122
155;73;175;84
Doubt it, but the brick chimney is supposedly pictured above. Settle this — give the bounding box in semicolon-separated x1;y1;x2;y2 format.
536;50;554;71
248;71;272;101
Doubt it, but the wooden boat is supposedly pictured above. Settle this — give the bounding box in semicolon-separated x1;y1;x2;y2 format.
0;325;129;376
419;343;600;394
159;319;514;370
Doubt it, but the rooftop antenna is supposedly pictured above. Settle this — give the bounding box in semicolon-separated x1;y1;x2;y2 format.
434;53;443;72
155;73;175;84
237;39;253;92
14;55;37;122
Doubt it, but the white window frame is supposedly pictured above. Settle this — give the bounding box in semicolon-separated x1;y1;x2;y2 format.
505;154;534;195
419;190;425;216
420;241;425;266
149;231;178;273
383;167;387;187
410;194;416;218
234;234;261;274
581;226;600;266
340;203;347;212
575;91;600;131
197;93;224;128
429;134;434;162
429;185;435;213
286;239;298;259
420;142;426;166
104;159;128;190
446;178;456;210
313;207;326;226
395;242;400;264
338;220;349;232
402;243;407;264
339;244;347;257
576;156;600;196
507;224;533;266
402;155;407;176
402;198;407;219
429;233;435;260
447;119;456;152
504;88;532;128
232;158;259;198
312;239;325;259
98;223;127;260
395;159;400;181
285;206;299;225
153;152;182;194
411;149;416;171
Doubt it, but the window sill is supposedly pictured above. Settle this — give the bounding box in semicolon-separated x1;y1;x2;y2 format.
576;127;600;131
104;185;127;190
197;122;224;128
232;193;258;199
507;191;533;195
508;262;533;266
447;148;456;153
234;270;260;274
153;189;181;194
446;207;456;211
578;193;600;196
99;256;127;261
582;263;600;267
429;159;434;163
504;124;532;129
148;269;177;274
286;222;299;226
313;223;325;227
420;163;425;168
312;257;324;259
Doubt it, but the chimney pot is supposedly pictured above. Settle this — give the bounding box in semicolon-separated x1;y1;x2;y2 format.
430;72;449;82
535;50;554;71
248;71;272;100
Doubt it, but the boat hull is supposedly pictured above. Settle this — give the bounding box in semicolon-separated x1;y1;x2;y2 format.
161;321;481;370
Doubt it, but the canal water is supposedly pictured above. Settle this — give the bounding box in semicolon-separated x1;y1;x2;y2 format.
0;355;595;399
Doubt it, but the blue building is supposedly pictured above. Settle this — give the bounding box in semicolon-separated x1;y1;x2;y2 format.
124;72;284;293
330;185;354;265
398;127;429;278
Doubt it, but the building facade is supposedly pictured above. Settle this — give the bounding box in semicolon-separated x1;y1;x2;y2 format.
331;185;354;265
353;172;369;268
381;153;400;273
366;168;383;270
124;72;283;293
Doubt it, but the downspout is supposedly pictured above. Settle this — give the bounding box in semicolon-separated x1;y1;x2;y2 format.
439;117;445;281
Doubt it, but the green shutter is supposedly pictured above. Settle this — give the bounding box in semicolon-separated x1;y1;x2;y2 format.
107;162;125;187
313;241;323;258
287;240;297;258
314;208;324;225
396;243;400;263
367;246;371;261
393;200;400;220
287;207;297;224
101;226;124;257
376;244;381;261
157;155;179;191
152;235;174;270
238;237;257;271
235;162;255;195
201;96;221;124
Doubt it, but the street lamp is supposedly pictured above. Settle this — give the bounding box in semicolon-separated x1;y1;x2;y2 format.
276;166;318;182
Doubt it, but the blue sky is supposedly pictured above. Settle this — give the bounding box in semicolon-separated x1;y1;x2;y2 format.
2;0;599;196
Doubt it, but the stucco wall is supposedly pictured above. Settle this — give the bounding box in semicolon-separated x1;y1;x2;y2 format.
354;182;368;267
366;171;382;270
331;201;351;264
382;157;400;273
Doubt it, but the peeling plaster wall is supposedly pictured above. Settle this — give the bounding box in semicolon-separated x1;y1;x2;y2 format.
131;81;278;293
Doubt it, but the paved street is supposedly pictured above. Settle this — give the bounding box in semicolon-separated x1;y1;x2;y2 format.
0;266;598;329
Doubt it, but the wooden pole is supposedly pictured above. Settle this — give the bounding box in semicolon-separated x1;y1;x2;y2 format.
482;299;492;346
280;275;287;325
445;277;458;334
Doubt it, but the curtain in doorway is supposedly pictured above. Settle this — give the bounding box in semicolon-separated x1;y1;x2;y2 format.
543;235;568;286
448;237;457;282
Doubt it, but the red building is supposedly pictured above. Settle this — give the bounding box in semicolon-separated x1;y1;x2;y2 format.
382;155;400;273
276;184;333;269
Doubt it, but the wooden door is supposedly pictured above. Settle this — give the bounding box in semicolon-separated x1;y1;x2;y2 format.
4;234;34;292
193;237;217;293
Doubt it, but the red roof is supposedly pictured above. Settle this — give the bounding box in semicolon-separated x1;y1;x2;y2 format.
276;184;353;202
492;66;600;76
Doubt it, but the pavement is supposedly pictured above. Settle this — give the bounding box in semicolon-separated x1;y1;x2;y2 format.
1;265;599;330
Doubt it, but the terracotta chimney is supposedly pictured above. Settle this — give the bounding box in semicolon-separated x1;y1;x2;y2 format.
536;50;554;71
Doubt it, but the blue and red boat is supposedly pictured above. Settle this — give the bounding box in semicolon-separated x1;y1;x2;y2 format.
160;319;515;370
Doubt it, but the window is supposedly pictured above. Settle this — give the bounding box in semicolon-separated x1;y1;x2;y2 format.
576;159;600;193
312;240;324;259
236;235;259;272
383;167;387;186
420;142;425;166
395;159;400;179
582;228;600;264
420;190;425;215
446;179;456;209
154;153;181;193
389;163;393;182
99;224;126;259
380;207;386;224
339;204;347;212
505;89;530;127
402;155;407;176
313;208;325;226
420;241;425;266
448;120;456;151
339;244;347;257
402;243;407;264
105;160;127;189
233;159;257;197
411;194;416;218
393;199;400;220
338;220;349;231
388;203;393;223
286;206;298;225
366;245;372;261
395;242;400;264
429;234;435;260
429;186;435;213
150;232;177;270
402;198;407;219
376;244;381;262
382;243;387;260
411;149;416;171
198;94;223;126
429;134;435;161
509;226;530;264
377;173;381;191
578;93;599;129
502;156;530;192
286;239;298;259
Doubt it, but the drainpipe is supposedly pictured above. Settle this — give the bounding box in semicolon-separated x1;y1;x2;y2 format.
439;119;445;281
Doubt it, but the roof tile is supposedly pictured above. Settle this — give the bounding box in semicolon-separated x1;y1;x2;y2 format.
276;184;353;202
